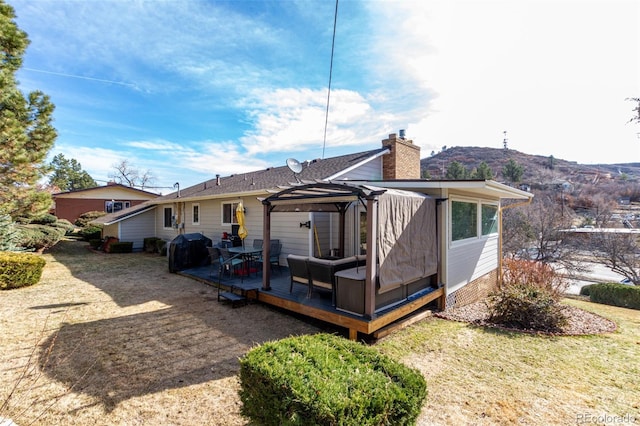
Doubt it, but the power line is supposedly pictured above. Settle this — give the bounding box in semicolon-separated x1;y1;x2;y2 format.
322;0;339;160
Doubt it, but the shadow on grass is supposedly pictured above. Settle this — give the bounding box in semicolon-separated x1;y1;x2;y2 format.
37;240;321;411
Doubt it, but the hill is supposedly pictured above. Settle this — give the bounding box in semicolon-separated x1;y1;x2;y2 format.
420;146;640;186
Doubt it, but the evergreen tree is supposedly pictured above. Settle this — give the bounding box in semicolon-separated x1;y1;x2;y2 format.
470;161;494;180
0;2;57;219
502;159;524;183
547;155;555;170
0;213;21;251
445;161;469;180
49;154;96;191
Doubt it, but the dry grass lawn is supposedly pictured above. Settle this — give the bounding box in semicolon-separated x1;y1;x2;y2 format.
1;239;639;425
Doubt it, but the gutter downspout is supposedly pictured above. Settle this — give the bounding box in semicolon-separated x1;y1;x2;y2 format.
498;197;533;287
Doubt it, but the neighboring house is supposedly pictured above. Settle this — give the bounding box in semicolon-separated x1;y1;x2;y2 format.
93;132;532;314
52;183;160;223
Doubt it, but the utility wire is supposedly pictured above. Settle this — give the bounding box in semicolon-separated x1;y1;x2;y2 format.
322;0;339;159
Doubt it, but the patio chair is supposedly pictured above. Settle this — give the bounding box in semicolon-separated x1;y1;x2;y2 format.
252;239;263;249
219;247;243;279
287;254;311;297
254;239;280;268
269;242;282;272
207;246;221;278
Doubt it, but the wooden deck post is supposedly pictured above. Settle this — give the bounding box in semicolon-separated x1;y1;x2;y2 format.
262;203;271;291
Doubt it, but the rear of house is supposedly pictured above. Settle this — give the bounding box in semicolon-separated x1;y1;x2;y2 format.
93;132;532;315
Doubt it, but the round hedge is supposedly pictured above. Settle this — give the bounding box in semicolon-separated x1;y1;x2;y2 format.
0;252;46;290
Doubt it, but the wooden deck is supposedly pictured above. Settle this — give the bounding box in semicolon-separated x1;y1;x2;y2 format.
179;264;444;340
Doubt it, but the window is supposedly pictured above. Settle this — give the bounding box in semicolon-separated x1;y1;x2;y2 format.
105;200;131;213
481;204;498;235
192;203;200;225
222;202;240;225
163;207;173;228
451;200;477;241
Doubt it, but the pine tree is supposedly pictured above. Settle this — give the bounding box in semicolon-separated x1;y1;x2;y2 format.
502;159;524;184
445;161;469;180
0;213;21;251
471;161;494;180
49;154;96;191
0;2;57;219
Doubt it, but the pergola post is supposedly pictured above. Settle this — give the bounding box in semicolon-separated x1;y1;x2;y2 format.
262;202;271;291
364;195;379;318
338;206;346;258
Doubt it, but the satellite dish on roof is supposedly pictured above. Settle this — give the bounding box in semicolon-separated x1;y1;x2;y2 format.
286;158;303;174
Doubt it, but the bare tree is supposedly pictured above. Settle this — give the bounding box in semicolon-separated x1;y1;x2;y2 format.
108;159;155;190
502;191;587;275
627;97;640;124
589;231;640;285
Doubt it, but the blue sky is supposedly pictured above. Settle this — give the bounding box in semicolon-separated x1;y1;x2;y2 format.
8;0;640;193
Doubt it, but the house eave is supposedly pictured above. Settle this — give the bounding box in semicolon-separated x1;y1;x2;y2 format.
345;179;533;200
92;205;157;226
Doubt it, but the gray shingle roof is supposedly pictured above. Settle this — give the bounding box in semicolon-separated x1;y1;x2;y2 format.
154;148;387;202
92;148;387;225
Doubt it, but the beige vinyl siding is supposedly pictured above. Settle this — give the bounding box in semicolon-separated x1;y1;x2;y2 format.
102;223;119;240
155;205;178;242
120;209;157;251
271;212;313;262
311;212;341;258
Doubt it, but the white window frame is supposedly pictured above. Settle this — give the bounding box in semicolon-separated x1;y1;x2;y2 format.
221;201;240;225
481;202;499;236
450;197;499;245
192;203;200;226
105;200;131;214
163;206;173;229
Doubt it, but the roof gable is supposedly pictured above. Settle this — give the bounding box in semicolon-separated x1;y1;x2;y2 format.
53;183;160;199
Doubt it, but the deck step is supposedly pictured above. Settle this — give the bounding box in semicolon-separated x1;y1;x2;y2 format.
218;291;247;307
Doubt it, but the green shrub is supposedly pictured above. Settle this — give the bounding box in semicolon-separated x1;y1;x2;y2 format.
74;211;106;227
108;242;133;253
54;218;75;234
89;239;103;249
16;224;65;251
588;283;640;310
79;225;102;241
239;333;427;426
144;237;163;253
29;213;58;225
579;284;594;297
0;252;46;289
487;282;568;332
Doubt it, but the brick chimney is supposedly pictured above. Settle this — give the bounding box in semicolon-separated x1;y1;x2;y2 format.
381;130;421;179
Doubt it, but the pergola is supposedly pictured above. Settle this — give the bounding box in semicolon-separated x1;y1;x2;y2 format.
260;182;437;319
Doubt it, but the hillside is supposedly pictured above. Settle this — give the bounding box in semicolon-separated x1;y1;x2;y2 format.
420;146;640;185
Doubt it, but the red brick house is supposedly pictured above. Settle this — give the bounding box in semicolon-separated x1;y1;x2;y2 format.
52;183;159;223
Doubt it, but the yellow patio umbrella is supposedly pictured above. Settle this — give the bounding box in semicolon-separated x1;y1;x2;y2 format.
236;202;248;241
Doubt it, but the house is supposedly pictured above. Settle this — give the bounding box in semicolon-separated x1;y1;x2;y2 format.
52;182;160;223
93;132;532;337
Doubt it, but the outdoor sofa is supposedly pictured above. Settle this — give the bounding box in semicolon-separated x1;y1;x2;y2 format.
287;253;436;315
286;254;366;304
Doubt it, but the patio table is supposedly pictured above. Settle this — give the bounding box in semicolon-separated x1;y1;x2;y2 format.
228;246;262;277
